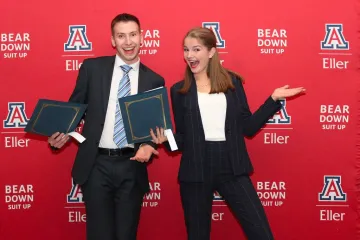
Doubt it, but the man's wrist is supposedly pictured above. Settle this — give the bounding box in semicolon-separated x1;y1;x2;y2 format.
139;141;157;150
139;143;147;148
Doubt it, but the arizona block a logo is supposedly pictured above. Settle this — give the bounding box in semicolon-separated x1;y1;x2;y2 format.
64;25;92;51
318;176;346;202
67;180;84;203
267;100;291;124
3;102;29;128
321;24;349;50
202;22;225;48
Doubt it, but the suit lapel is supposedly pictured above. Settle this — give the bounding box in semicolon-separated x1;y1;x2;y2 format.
224;77;238;130
189;79;200;111
138;63;149;93
187;78;239;139
188;80;204;131
187;76;235;136
102;56;115;116
189;80;234;128
224;89;234;130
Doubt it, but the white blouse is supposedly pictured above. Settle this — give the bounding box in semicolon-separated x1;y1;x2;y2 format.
197;92;227;141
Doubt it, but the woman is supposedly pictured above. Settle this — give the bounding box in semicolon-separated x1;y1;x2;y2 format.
150;27;305;240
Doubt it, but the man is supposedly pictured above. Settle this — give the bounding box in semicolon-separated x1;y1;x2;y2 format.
48;13;165;240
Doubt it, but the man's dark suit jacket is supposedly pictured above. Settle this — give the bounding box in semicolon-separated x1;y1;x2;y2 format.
165;74;282;182
68;56;165;192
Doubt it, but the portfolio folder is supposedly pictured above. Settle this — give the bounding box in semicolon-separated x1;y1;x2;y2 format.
24;99;87;142
118;87;173;144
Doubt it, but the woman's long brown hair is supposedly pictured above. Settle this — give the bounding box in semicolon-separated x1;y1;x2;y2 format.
179;27;243;94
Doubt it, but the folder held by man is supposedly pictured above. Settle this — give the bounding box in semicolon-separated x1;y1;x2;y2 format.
24;99;87;143
118;87;178;150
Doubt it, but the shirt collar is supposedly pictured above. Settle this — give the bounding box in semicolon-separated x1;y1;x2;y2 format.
115;54;140;72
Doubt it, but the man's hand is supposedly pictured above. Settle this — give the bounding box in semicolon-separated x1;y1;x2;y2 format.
48;132;70;149
130;144;159;162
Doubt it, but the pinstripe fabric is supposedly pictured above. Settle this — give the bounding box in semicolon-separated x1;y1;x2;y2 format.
168;77;282;183
218;177;273;240
180;141;274;240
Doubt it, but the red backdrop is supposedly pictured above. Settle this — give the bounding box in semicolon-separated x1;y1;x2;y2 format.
1;0;359;239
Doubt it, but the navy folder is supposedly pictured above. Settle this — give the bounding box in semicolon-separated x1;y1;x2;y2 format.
118;87;173;144
24;99;87;137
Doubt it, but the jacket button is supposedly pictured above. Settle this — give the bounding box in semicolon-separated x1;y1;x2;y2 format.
100;123;104;126
95;141;99;145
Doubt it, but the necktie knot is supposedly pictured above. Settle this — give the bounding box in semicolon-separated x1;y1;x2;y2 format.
120;65;132;74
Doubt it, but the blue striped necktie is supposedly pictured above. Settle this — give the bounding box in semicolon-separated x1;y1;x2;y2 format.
113;65;132;148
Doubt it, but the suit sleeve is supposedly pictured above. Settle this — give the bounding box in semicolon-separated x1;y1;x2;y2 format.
49;59;89;151
68;59;89;104
164;85;184;152
236;80;282;137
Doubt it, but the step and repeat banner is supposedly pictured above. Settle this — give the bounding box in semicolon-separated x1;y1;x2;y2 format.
1;0;359;239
